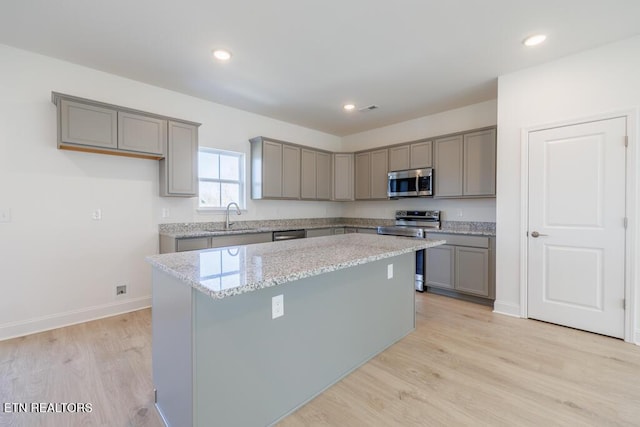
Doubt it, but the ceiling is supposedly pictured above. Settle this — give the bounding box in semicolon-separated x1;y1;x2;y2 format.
1;1;639;136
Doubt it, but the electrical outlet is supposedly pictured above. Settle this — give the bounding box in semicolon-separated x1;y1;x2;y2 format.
161;208;170;218
456;209;463;218
272;294;284;319
92;209;102;221
116;285;127;295
0;208;11;223
387;264;393;279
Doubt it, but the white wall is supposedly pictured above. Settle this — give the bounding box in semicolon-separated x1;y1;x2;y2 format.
0;44;342;340
341;100;498;222
496;36;640;343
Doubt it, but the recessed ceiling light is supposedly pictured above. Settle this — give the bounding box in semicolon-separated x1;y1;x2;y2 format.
343;104;356;111
523;34;547;47
212;49;232;61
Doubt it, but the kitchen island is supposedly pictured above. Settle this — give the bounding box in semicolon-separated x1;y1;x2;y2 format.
146;233;444;427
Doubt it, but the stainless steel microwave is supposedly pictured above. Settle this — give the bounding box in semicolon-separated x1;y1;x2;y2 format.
387;168;433;198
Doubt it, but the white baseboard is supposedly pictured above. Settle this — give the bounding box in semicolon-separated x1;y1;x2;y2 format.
493;300;521;318
0;297;151;341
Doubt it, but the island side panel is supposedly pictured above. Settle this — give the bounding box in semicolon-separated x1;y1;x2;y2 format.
193;253;415;427
152;269;193;427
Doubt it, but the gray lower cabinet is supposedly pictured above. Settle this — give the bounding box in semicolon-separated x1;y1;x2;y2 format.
305;228;333;238
301;149;331;200
332;154;354;201
425;233;494;299
250;137;301;199
160;233;272;254
355;149;388;200
434;128;496;198
159;121;198;197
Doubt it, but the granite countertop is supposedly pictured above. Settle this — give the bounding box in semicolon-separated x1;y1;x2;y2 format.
159;218;496;238
147;233;445;300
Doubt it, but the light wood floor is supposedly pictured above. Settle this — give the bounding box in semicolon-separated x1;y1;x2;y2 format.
1;294;639;426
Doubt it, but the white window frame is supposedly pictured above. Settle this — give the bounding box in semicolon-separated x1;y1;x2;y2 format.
197;147;246;211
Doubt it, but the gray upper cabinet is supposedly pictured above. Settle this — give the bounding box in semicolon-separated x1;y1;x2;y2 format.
160;121;198;197
410;141;432;169
463;129;496;197
250;137;301;200
282;145;301;199
54;93;167;159
389;145;410;171
355;152;371;199
389;141;433;171
434;128;495;198
316;152;331;200
118;111;166;156
332;153;354;201
59;99;118;150
370;149;388;199
434;135;464;197
301;149;331;200
355;149;388;200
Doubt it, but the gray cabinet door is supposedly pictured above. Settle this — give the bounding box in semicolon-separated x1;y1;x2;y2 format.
410;141;432;168
455;247;489;297
426;245;455;289
463;129;496;196
301;149;317;199
118;111;166;156
176;237;210;252
60;99;117;149
355;152;371;199
434;135;463;197
370;149;389;199
306;228;333;238
316;152;331;200
262;141;283;198
282;144;300;199
161;121;198;197
210;233;272;248
389;145;410;171
333;154;354;201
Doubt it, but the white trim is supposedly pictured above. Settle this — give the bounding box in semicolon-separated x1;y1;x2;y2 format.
520;109;638;344
635;329;640;346
520;128;530;319
0;296;151;341
493;300;521;317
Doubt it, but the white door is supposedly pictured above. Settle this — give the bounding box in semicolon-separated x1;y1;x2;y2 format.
527;117;626;338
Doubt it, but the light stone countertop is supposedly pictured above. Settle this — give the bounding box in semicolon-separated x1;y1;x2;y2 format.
146;233;445;300
159;218;495;238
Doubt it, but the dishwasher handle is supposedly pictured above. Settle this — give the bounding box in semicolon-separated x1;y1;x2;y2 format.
272;230;306;241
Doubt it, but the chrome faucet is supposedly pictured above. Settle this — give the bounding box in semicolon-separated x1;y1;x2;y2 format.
225;202;241;229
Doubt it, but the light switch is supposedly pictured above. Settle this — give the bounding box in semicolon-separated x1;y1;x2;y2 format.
0;208;11;223
387;264;393;279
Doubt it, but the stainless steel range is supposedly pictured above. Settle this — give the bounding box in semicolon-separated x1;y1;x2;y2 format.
377;210;440;292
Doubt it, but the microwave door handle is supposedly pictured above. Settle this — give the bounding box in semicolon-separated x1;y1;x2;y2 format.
415;175;419;194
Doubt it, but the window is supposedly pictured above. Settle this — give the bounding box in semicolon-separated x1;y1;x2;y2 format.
198;148;245;209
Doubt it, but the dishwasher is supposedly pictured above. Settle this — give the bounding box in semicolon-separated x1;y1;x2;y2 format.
272;229;306;241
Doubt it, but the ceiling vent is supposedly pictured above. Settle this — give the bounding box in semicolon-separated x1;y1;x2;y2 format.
358;104;379;112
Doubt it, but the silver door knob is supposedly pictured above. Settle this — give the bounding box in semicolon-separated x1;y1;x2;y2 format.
530;231;548;238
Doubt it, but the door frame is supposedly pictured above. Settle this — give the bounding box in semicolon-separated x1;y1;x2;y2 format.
519;109;638;343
